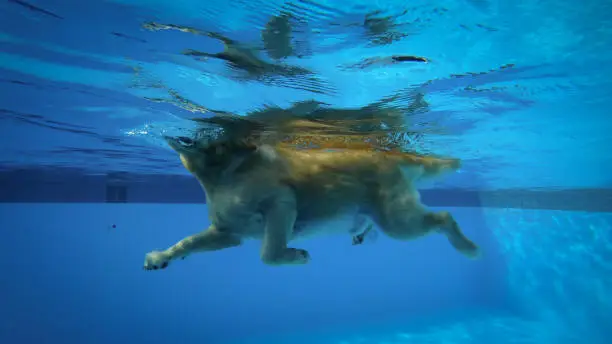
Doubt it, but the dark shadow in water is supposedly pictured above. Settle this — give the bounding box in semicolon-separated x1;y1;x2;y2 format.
142;19;337;96
7;0;63;20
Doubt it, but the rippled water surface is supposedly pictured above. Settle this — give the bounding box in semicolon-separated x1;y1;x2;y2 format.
1;0;610;190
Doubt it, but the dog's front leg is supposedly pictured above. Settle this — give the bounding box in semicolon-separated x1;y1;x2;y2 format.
260;188;310;266
143;225;242;271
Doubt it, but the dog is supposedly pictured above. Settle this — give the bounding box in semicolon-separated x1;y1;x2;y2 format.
142;111;479;270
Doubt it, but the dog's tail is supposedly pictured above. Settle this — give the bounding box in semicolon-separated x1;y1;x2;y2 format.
388;151;461;181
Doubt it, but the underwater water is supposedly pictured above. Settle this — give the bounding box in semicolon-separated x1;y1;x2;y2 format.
1;0;611;343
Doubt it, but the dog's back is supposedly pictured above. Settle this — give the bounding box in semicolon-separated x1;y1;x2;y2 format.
270;145;460;223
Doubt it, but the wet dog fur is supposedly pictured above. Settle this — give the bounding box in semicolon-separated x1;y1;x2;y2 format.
143;118;480;270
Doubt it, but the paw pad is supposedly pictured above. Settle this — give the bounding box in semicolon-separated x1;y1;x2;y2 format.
143;251;171;271
294;248;311;263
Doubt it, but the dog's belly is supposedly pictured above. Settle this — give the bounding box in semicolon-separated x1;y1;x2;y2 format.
291;206;361;241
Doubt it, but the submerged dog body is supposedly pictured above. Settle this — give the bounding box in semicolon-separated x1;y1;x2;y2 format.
143;134;480;270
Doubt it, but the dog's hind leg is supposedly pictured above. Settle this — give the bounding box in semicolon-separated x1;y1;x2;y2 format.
143;225;242;271
371;177;480;258
350;214;378;245
422;211;480;258
260;187;311;266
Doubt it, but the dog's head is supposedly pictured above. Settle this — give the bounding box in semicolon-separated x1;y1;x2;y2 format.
164;113;264;174
165;133;259;176
164;135;202;173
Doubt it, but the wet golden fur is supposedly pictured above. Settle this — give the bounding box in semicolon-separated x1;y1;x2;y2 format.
143;114;480;270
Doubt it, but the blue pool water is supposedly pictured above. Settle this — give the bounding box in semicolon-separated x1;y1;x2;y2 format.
1;0;611;343
1;205;611;343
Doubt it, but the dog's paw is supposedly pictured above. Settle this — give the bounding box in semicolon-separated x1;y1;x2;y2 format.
143;250;171;271
291;248;311;264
